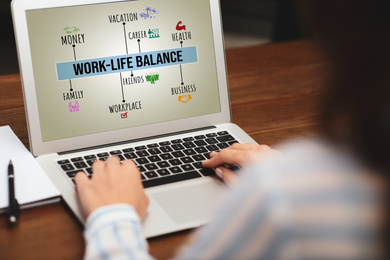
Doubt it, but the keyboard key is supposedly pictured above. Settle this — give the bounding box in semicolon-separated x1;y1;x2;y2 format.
110;150;122;155
147;143;159;148
66;170;79;178
200;168;216;176
217;142;230;149
135;158;149;165
206;145;219;152
183;137;195;142
148;148;161;155
195;135;206;139
195;147;208;153
160;153;173;160
57;159;70;165
74;162;88;169
206;133;217;138
172;151;185;158
136;150;149;157
145;171;158;179
172;144;185;150
193;162;203;169
116;154;125;161
86;159;96;166
124;153;137;159
169;166;182;173
86;168;93;174
138;166;146;172
97;152;109;157
183;142;196;148
157;161;170;168
145;164;158;171
217;135;236;142
61;164;75;171
169;159;182;166
135;145;147;150
148;155;161;162
194;140;207;146
228;141;238;146
159;141;171;146
171;139;183;144
157;169;170;176
142;171;202;188
71;157;83;162
205;138;218;144
181;157;194;164
217;131;229;136
181;164;194;171
160;146;173;153
192;154;206;161
122;148;134;153
183;149;196;156
84;155;96;160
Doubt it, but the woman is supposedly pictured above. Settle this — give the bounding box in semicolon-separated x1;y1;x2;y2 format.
75;0;389;259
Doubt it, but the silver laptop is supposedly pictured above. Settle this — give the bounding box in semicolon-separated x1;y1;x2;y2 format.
12;0;257;237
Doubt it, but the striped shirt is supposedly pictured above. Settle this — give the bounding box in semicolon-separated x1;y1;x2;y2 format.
83;139;384;260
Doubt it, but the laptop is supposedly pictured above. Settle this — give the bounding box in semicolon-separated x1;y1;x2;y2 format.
12;0;258;237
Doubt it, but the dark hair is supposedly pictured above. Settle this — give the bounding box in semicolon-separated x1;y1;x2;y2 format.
299;0;390;257
311;1;390;171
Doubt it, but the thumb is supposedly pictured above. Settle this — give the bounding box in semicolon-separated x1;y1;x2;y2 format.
75;171;89;187
74;171;95;218
215;167;237;187
74;171;91;199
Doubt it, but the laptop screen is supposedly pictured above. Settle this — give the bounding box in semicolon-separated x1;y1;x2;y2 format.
25;0;221;142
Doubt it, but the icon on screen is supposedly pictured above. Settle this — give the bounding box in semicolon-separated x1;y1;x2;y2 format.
176;21;186;31
121;112;128;119
69;101;80;112
178;94;192;103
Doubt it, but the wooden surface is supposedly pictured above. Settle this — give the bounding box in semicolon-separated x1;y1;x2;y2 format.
0;40;329;260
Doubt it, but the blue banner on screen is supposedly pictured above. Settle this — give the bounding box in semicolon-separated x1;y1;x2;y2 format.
56;46;198;80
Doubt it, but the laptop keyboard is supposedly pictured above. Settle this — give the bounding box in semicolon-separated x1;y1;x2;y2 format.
57;131;238;188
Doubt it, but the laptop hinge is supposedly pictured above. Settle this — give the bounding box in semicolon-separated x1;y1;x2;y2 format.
58;126;216;155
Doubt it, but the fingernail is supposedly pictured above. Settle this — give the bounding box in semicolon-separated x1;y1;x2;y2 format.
215;167;223;178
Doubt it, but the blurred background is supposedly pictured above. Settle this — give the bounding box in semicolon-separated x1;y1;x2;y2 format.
0;0;303;75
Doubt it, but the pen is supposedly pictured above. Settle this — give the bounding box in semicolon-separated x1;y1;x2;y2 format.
8;160;20;223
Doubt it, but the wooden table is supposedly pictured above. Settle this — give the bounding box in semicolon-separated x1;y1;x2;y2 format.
0;40;330;259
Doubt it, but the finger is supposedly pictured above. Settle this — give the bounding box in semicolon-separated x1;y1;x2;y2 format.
106;155;120;165
105;156;121;173
74;171;90;193
74;171;96;218
121;158;137;168
121;159;140;174
230;143;264;151
215;167;238;186
209;151;217;158
203;149;246;168
91;159;105;177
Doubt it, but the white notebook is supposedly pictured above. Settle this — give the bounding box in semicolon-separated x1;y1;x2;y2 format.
0;126;60;212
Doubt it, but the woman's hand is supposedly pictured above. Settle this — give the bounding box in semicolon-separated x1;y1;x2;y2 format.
202;143;278;186
75;156;149;219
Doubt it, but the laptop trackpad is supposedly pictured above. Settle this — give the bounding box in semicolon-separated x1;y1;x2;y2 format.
152;181;225;224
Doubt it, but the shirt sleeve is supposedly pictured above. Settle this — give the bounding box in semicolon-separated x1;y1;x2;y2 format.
174;161;288;260
175;140;381;260
83;204;154;260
